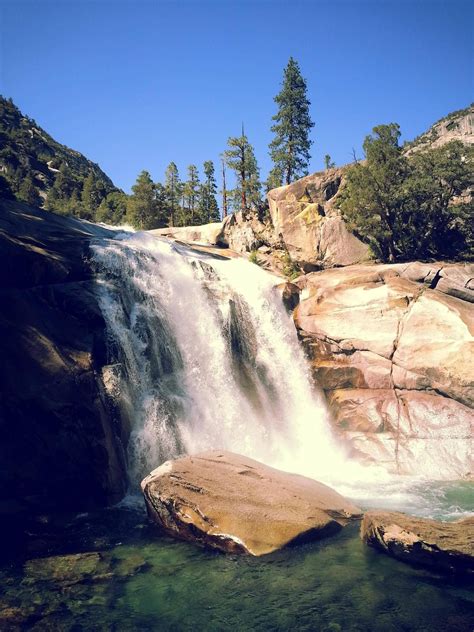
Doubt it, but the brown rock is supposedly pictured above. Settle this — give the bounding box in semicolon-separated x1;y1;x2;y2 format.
267;168;370;269
361;510;474;574
141;451;362;556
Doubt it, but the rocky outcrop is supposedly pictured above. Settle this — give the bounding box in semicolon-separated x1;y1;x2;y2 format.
141;450;362;556
0;199;127;518
267;168;370;270
361;511;474;574
294;262;474;478
150;221;225;246
405;104;474;155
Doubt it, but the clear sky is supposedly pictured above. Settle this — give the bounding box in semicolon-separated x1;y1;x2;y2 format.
1;0;472;193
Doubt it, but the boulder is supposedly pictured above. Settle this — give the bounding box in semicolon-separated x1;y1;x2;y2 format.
361;511;474;574
141;451;362;556
267;168;370;269
149;221;225;246
294;262;474;478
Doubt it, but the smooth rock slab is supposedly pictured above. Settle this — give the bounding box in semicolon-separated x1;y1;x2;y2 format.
141;451;362;556
361;511;474;574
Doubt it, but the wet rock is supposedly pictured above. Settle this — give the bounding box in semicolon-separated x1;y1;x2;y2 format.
276;281;300;312
142;451;362;556
361;511;474;574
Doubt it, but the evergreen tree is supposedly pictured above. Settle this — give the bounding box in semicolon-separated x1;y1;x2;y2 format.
324;154;335;170
338;126;473;261
164;162;180;226
126;170;159;229
199;160;220;223
338;124;407;262
224;131;261;214
269;57;314;185
18;175;42;206
96;191;128;225
183;164;200;225
81;172;107;217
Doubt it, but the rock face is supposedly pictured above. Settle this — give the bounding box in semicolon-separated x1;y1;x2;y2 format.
294;262;474;478
141;451;362;556
150;221;225;246
0;199;127;517
405;104;474;155
361;511;474;574
267;168;370;270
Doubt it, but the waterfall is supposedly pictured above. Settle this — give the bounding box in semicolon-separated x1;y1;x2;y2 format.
91;231;361;490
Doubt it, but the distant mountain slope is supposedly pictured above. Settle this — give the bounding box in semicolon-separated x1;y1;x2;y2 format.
404;103;474;155
0;96;118;217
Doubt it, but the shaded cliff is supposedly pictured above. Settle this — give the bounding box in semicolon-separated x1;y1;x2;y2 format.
0;199;127;519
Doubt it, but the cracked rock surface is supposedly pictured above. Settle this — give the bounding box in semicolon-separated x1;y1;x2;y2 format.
294;262;474;478
141;451;362;555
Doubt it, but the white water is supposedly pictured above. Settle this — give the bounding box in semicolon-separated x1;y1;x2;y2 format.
91;231;472;519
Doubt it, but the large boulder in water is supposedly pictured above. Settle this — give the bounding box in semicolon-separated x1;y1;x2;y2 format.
361;510;474;574
141;450;362;556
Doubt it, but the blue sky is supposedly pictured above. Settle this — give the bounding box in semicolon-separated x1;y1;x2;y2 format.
1;0;472;193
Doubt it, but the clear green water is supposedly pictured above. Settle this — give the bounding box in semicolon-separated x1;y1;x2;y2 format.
1;482;473;631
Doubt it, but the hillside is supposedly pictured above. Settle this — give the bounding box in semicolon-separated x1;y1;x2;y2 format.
404;103;474;154
0;96;117;217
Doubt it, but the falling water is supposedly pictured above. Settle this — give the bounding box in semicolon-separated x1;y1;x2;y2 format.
91;231;355;485
90;230;473;517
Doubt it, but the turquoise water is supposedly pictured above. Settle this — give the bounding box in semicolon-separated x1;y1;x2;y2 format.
1;482;473;631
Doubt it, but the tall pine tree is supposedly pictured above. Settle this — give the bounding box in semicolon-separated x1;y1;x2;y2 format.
224;130;261;214
164;162;181;227
269;57;314;186
199;160;220;223
126;170;159;230
183;164;200;225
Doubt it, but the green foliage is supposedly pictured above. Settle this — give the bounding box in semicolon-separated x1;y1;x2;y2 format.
96;191;128;225
269;57;314;185
281;251;300;279
183;164;200;225
224;132;261;212
18;175;42;206
164;162;181;227
324;154;335;170
0;96;116;218
126;170;166;230
248;250;259;265
199;160;220;223
338;124;473;261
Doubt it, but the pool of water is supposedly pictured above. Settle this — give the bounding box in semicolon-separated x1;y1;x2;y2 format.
1;481;473;631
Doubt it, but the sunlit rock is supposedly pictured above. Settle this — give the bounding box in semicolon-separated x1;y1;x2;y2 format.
361;511;474;574
141;451;362;556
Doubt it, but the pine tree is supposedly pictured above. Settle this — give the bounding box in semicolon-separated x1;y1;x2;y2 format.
183;164;200;225
324;154;335;170
18;175;42;207
126;170;158;230
199;160;220;223
221;158;228;218
96;191;128;225
269;57;314;185
224;130;261;214
81;172;107;217
164;162;180;227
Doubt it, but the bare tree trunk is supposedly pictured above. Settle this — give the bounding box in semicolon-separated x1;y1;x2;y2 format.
221;159;228;218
